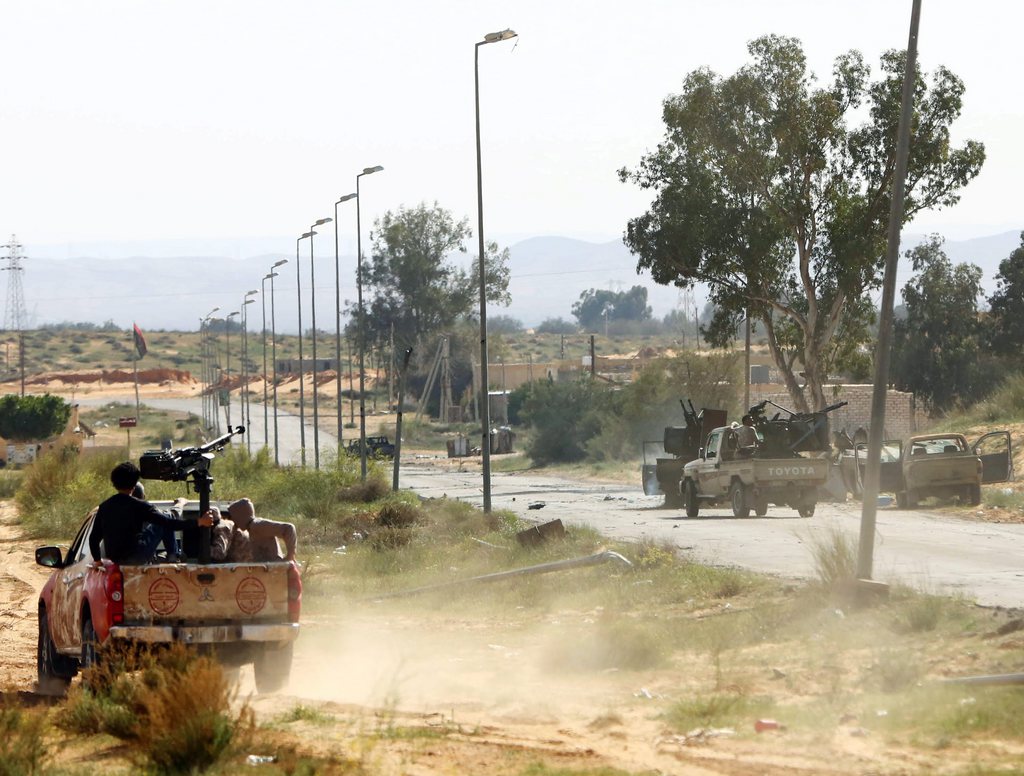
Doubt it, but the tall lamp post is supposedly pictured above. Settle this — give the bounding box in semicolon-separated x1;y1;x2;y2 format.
262;263;285;451
269;259;288;465
355;164;384;482
224;311;240;428
309;217;332;470
296;232;315;467
202;307;219;429
241;291;258;454
475;28;517;513
334;192;357;454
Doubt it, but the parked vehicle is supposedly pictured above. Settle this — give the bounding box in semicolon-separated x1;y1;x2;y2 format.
347;435;396;459
641;401;727;507
836;431;1011;507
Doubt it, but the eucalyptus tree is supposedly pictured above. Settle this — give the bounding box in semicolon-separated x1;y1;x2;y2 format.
620;35;984;411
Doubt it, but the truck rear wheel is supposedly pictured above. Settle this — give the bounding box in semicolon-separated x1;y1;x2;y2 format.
684;480;700;518
37;609;74;695
81;616;99;671
730;481;750;519
798;501;816;518
254;641;293;694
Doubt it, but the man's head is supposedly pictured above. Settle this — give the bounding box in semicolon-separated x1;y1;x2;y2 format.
228;498;255;529
742;414;754;427
111;461;142;493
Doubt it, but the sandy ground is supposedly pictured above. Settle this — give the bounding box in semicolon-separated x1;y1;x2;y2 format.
0;504;981;775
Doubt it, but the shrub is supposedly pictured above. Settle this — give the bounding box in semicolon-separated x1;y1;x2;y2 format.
0;394;71;441
0;703;49;776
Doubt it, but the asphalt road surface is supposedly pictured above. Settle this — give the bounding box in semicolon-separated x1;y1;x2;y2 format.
80;395;1024;609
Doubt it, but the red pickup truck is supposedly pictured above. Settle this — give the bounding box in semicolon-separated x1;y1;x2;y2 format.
36;500;301;695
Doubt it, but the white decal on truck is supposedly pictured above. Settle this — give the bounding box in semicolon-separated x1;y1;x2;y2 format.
766;466;816;477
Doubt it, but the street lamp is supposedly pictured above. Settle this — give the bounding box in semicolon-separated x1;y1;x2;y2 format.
296;232;315;467
269;259;288;465
334;192;357;455
356;164;384;482
309;217;332;470
262;266;282;450
241;293;257;454
475;27;517;512
225;311;240;428
202;307;219;429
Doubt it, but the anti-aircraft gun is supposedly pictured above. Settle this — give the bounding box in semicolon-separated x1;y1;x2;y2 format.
139;425;244;563
642;400;727;506
748;400;848;458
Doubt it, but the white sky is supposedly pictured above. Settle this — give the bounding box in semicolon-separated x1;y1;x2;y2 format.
1;0;1021;251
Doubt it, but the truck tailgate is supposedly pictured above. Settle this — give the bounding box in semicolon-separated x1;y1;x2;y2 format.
121;563;292;623
753;459;829;484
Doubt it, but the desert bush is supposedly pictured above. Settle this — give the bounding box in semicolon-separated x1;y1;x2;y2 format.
0;470;21;498
15;446;120;538
663;693;766;731
809;526;857;594
137;653;251;775
0;703;49;776
58;644;250;775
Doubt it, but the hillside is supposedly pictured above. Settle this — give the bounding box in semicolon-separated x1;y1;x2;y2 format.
11;230;1021;334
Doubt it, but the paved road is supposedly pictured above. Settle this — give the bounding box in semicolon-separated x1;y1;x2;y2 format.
395;464;1024;609
79;395;1024;608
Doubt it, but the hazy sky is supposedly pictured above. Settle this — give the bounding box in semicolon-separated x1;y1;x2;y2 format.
2;0;1021;255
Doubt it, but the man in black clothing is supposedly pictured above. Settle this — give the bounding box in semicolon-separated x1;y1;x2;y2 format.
89;461;191;564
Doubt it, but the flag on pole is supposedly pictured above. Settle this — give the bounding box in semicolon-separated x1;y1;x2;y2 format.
133;323;148;359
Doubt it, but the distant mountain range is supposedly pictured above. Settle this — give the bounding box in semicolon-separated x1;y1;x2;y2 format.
10;230;1022;333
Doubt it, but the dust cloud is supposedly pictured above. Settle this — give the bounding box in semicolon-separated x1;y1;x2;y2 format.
283;603;641;723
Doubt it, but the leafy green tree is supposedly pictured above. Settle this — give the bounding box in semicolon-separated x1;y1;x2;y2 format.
985;232;1024;357
535;318;577;335
891;236;992;411
361;202;511;354
571;286;652;331
0;394;71;440
620;35;984;412
520;378;606;465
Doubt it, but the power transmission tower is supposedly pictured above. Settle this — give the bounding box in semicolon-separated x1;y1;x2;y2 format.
2;235;28;334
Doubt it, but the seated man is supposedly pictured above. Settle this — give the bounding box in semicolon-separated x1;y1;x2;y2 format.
735;414;759;451
209;507;252;563
226;498;296;562
89;461;199;564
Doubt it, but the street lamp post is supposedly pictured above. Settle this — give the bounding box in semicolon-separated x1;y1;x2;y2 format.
309;217;332;470
475;27;517;513
269;259;288;465
202;307;219;429
262;265;284;450
241;291;258;454
296;232;315;467
355;164;384;482
334;193;357;455
225;311;240;428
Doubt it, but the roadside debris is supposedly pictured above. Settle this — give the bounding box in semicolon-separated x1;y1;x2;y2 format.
516;518;564;546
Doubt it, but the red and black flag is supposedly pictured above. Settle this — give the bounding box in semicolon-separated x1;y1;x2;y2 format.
133;322;148;359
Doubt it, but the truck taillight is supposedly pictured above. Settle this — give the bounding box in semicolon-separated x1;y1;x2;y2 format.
106;565;125;626
287;562;302;623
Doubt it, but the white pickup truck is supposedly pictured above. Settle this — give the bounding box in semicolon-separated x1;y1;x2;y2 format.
682;424;829;518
